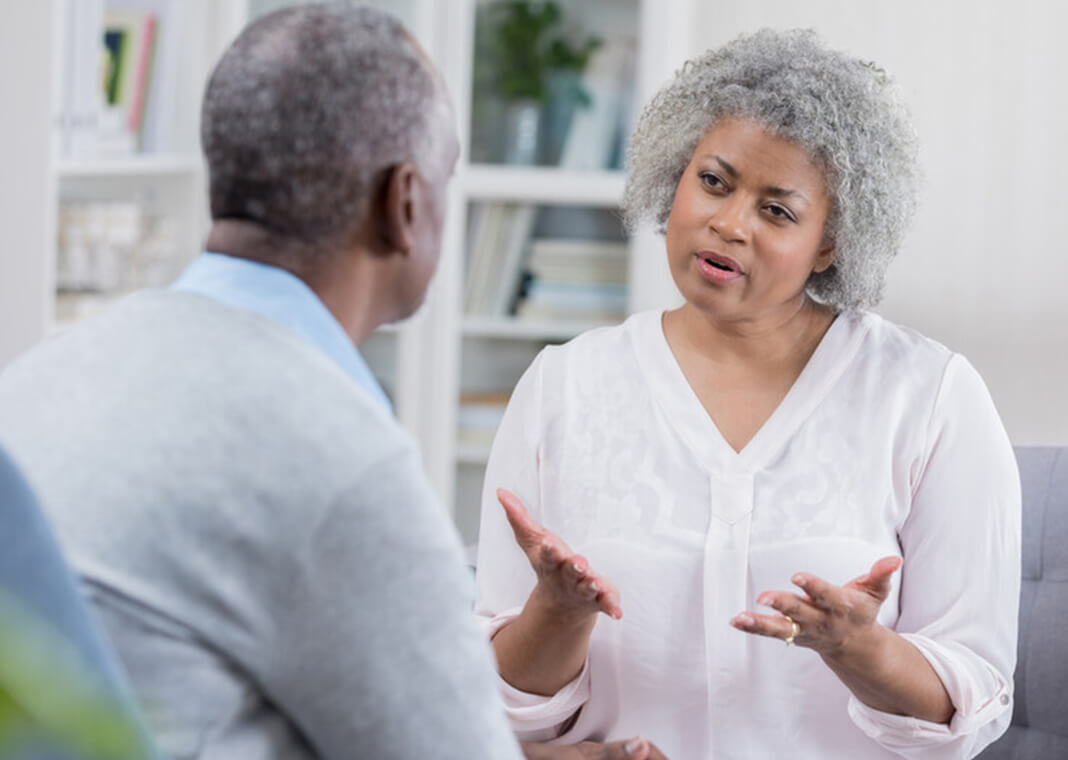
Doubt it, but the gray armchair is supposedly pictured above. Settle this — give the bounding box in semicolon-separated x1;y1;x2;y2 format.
979;446;1068;758
0;445;157;759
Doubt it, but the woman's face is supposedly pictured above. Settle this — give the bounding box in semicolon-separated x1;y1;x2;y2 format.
665;118;835;323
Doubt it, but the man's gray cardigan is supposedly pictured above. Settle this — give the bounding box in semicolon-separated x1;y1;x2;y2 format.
0;290;520;759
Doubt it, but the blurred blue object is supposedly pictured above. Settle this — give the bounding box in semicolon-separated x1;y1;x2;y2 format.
0;445;158;760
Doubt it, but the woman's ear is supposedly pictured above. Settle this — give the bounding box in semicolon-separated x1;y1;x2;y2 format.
374;162;418;259
813;238;836;274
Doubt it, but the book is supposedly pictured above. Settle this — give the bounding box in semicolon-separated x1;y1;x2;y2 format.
56;0;167;159
487;204;536;316
127;14;158;139
465;204;509;314
516;280;628;323
98;8;157;155
58;0;106;159
526;238;628;285
558;35;638;171
464;203;537;317
513;236;630;322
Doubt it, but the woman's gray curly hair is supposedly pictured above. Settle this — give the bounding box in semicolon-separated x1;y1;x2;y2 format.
621;28;919;311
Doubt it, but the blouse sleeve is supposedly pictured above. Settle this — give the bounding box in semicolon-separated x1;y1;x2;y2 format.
474;348;592;741
848;354;1021;758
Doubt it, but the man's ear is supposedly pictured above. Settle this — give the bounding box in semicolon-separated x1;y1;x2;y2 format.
813;238;836;274
375;162;418;258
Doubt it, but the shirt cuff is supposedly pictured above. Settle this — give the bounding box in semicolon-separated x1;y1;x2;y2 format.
480;609;592;741
847;633;1012;755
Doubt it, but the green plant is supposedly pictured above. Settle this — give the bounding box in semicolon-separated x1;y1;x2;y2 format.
0;595;145;759
488;1;601;104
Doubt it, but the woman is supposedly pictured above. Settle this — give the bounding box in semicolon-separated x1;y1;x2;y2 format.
475;29;1020;759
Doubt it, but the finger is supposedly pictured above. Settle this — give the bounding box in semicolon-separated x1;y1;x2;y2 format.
730;611;798;641
643;741;669;760
580;737;650;760
856;555;902;600
520;743;580;760
538;538;568;571
597;584;624;620
788;573;841;612
756;590;821;623
497;489;545;551
565;555;590;582
576;574;601;600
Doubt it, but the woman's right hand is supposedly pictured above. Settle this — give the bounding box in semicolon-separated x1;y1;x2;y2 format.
497;488;622;621
521;737;669;760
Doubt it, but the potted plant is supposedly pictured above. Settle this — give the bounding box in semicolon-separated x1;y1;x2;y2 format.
476;1;601;165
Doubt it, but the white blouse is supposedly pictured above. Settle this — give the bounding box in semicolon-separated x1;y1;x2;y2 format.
475;309;1020;760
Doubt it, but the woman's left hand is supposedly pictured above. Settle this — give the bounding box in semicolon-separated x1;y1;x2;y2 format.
730;556;902;657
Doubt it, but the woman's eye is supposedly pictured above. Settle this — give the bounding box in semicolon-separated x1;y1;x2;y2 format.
699;172;725;190
765;204;796;222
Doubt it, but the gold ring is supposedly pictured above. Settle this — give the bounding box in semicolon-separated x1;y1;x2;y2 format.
783;616;800;646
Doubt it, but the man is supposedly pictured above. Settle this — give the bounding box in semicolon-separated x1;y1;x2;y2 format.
0;5;659;759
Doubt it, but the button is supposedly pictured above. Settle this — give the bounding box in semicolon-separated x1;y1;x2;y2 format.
1000;694;1010;705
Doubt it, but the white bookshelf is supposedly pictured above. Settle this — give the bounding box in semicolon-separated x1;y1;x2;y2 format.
463;165;625;206
428;0;699;544
1;0;699;545
462;316;615;342
55;155;204;179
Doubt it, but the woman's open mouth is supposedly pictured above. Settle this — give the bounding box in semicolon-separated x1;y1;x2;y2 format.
695;251;745;283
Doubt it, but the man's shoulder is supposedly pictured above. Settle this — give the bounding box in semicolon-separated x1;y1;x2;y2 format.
0;288;411;496
65;289;392;422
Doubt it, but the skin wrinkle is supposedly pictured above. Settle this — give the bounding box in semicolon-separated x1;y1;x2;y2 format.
621;29;920;311
200;5;437;259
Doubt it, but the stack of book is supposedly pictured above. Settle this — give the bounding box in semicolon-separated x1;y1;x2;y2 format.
515;238;628;323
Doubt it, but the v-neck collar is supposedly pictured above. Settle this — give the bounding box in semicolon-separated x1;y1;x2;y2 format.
629;309;871;473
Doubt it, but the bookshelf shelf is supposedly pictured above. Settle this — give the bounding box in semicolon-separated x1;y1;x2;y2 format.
455;444;491;466
55;155;204;180
462;316;618;342
462;165;626;207
50;291;130;334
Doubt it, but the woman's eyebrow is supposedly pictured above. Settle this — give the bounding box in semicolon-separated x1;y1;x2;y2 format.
702;154;810;204
766;186;807;203
713;155;738;178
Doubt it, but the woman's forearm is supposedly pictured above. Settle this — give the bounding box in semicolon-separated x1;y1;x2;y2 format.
822;625;954;724
492;584;597;696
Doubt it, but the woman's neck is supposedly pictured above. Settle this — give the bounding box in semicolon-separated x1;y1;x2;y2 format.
665;297;837;374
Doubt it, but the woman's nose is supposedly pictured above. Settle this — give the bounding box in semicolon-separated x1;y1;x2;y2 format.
708;196;749;244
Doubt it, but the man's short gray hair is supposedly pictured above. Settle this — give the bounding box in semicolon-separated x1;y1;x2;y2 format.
201;3;438;250
622;28;919;311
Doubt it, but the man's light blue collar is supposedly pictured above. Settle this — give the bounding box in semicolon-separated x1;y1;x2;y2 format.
171;252;392;412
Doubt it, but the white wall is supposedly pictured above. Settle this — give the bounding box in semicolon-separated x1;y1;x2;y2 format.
651;0;1068;444
0;1;56;367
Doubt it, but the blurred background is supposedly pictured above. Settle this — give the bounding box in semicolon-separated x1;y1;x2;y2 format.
1;0;1065;543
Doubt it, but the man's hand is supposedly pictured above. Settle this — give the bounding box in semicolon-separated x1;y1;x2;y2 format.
521;737;668;760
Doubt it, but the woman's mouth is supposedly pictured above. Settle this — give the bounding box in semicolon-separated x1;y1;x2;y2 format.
694;251;744;283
